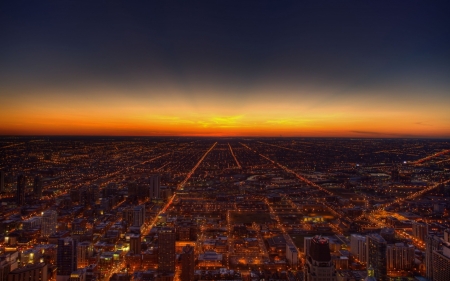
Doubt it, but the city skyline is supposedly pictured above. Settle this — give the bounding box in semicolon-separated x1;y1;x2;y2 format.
1;1;450;137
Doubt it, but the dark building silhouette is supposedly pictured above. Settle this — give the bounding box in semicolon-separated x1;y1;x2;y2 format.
16;174;26;206
366;234;387;281
57;237;77;281
181;244;195;281
33;176;42;199
158;227;176;273
304;236;336;281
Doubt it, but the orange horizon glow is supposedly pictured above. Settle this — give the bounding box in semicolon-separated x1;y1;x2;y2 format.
2;85;450;138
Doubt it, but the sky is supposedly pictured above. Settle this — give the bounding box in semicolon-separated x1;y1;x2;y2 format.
1;1;450;137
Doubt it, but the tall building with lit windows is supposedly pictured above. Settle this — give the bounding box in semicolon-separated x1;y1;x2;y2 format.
57;237;77;281
158;227;176;273
41;210;58;237
431;243;450;281
366;234;387;281
16;174;26;206
149;175;160;200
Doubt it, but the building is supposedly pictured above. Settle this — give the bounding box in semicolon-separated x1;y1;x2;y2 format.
22;217;42;230
386;242;415;271
57;238;77;281
366;234;387;281
426;235;444;280
68;269;86;281
0;252;19;281
41;210;58;237
350;234;367;264
76;242;93;268
412;221;428;242
304;236;336;281
180;245;194;281
129;234;141;255
16;174;26;206
33;176;43;199
158;228;176;273
7;263;47;281
123;205;145;228
431;243;450;281
286;243;299;269
149;175;160;200
0;170;4;192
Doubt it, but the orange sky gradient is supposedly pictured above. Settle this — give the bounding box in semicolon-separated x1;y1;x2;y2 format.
1;84;449;138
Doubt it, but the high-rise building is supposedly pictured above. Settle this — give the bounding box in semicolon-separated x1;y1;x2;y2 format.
129;234;141;254
149;175;160;200
123;205;145;228
350;234;367;264
16;174;26;206
158;227;176;273
426;235;444;280
77;241;94;268
412;221;428;242
431;243;450;281
181;244;195;281
33;176;43;199
366;234;387;281
57;237;77;281
0;170;4;192
386;242;415;271
304;236;336;281
41;210;58;237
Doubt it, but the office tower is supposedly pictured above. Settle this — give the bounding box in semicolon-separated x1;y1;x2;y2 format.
57;237;77;281
158;227;176;273
366;234;387;281
304;236;336;281
33;176;43;199
350;234;367;264
16;174;26;206
123;205;145;228
304;237;312;257
77;241;94;268
7;263;48;281
431;243;450;281
181;245;195;281
386;242;415;271
426;235;444;280
412;221;428;242
0;170;4;192
149;175;160;200
41;210;58;237
129;234;141;254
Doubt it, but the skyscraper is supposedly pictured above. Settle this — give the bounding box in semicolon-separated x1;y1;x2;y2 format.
33;176;43;199
181;245;195;281
129;234;141;254
386;242;415;271
16;174;26;206
366;234;387;281
158;227;176;273
0;170;4;192
77;241;93;268
426;235;444;280
57;237;77;281
149;175;160;200
304;236;336;281
350;234;367;264
412;221;428;242
41;210;58;237
431;243;450;281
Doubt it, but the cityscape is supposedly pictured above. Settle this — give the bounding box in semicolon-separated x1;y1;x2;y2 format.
0;137;449;281
1;1;450;281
